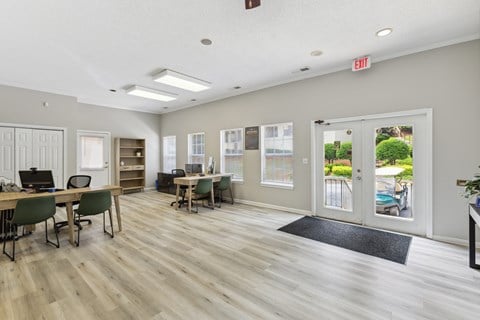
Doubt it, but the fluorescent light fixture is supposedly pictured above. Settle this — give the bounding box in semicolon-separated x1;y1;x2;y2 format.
376;27;393;37
126;85;177;102
153;69;210;92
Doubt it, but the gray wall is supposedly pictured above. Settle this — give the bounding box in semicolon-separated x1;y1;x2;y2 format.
159;40;480;241
0;85;161;187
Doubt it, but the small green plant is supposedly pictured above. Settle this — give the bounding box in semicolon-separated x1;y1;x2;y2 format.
464;165;480;199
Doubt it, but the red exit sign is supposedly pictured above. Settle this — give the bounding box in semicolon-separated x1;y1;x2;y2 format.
352;56;371;72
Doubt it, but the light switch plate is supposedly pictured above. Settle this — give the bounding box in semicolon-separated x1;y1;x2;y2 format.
302;158;308;164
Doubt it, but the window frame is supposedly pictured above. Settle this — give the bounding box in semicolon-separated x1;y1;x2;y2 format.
187;132;205;165
162;135;176;173
220;128;244;182
260;122;294;189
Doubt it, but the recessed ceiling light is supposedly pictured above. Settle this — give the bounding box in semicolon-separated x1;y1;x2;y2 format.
233;86;242;90
163;107;169;110
310;50;323;57
201;38;212;45
153;69;210;92
376;27;393;37
126;86;177;102
109;89;117;92
299;67;310;72
191;99;197;102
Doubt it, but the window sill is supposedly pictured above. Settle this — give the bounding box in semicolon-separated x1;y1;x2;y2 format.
232;179;244;184
260;182;294;190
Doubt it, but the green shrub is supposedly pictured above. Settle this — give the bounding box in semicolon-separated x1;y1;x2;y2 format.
376;138;409;165
336;142;352;161
376;133;390;145
324;143;336;163
396;157;413;165
331;165;352;178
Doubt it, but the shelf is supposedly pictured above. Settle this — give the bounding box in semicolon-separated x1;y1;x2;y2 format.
120;177;145;181
122;186;144;191
116;137;145;194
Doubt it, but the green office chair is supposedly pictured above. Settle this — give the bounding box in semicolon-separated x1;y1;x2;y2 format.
3;196;59;261
74;190;114;246
214;176;234;208
186;179;214;213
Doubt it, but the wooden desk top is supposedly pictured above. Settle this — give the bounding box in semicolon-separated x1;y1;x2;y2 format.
173;173;232;185
0;185;123;210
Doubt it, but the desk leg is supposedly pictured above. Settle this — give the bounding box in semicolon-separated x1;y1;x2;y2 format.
211;181;215;208
175;184;180;210
65;202;75;245
188;185;192;213
469;215;480;269
114;195;122;232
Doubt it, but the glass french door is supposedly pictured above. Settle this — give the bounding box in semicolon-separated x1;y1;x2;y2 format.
316;121;363;224
316;113;429;236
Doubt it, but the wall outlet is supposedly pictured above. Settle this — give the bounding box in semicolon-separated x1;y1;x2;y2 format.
302;158;308;164
457;179;468;186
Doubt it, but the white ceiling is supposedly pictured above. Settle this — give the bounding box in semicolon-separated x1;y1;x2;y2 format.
0;0;478;114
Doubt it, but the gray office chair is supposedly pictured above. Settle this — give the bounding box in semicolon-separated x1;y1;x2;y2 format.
170;169;188;207
55;175;92;232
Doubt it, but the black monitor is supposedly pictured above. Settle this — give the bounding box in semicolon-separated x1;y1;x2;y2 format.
19;170;55;190
185;163;203;174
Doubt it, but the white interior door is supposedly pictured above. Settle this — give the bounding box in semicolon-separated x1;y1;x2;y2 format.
14;128;33;185
77;131;111;186
315;112;430;236
0;127;15;182
316;121;363;224
33;129;64;188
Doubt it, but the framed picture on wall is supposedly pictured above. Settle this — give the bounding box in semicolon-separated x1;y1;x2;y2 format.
245;126;259;150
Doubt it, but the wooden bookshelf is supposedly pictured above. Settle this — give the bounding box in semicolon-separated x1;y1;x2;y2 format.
115;138;145;193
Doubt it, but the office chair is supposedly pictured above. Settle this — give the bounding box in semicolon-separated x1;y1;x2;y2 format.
74;190;114;246
214;175;234;208
170;169;188;207
55;175;92;232
185;178;214;213
3;196;59;261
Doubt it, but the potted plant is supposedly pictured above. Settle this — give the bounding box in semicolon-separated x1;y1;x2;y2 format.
464;165;480;207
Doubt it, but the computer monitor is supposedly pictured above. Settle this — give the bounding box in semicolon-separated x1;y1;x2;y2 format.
185;163;203;174
19;170;55;190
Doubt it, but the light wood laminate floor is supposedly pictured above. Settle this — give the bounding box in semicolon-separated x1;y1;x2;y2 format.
1;191;479;320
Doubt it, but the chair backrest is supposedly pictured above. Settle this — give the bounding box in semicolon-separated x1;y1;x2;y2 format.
13;196;56;225
171;169;186;177
194;179;212;195
67;175;92;189
77;190;112;216
217;176;231;191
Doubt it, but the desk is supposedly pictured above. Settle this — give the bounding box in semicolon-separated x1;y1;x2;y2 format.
0;185;123;246
173;174;233;213
469;204;480;269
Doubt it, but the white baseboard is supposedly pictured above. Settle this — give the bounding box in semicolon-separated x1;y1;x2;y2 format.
233;198;312;216
432;235;480;248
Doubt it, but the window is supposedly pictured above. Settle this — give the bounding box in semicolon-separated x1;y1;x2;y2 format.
188;132;205;164
163;135;176;173
220;128;244;181
80;136;104;169
261;122;293;188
